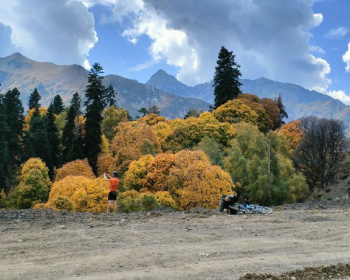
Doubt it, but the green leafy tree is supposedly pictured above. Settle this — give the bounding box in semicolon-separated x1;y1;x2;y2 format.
184;109;200;119
52;94;65;115
224;123;307;205
213;46;242;109
7;158;51;209
102;105;128;141
195;136;224;168
28;88;41;110
84;63;107;175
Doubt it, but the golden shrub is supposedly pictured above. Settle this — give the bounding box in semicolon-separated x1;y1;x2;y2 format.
123;155;154;191
155;191;178;209
169;150;234;210
48;176;109;213
55;159;95;181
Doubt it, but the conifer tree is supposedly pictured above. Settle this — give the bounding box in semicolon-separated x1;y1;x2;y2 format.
23;107;51;167
46;103;61;178
213;46;242;109
3;88;24;174
0;94;9;190
275;94;288;128
62;93;83;162
52;94;65;115
105;84;117;107
84;63;107;174
28;88;41;110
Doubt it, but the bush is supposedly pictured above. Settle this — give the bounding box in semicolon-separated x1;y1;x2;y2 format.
52;196;74;211
47;176;109;213
7;158;51;209
117;190;142;213
140;193;159;211
155;191;178;209
55;159;95;182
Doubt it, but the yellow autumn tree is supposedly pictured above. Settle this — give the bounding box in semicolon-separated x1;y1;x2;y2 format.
47;176;109;212
110;121;162;175
7;158;51;209
55;159;95;182
97;154;116;176
142;153;176;192
123;154;154;192
160;112;235;152
168;150;235;209
23;107;48;131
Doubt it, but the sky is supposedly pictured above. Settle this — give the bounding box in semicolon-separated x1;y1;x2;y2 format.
1;0;350;104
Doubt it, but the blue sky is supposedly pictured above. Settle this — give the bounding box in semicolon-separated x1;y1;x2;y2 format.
1;0;350;104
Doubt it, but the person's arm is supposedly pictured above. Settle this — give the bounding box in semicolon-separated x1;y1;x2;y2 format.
104;173;110;181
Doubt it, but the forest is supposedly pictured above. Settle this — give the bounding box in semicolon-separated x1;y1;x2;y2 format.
0;48;348;213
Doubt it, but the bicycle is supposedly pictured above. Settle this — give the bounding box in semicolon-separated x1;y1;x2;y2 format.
229;203;272;214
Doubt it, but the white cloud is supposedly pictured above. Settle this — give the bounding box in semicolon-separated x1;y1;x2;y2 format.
310;45;325;54
313;13;323;27
327;90;350;105
94;0;331;89
0;0;97;67
325;26;349;39
343;42;350;72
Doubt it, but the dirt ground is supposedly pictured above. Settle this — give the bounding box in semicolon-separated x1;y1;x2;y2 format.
1;198;349;280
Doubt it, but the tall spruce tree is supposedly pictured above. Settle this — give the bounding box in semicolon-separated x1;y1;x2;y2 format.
52;94;65;115
62;92;83;162
23;107;51;168
3;88;24;174
105;84;117;107
213;46;242;109
46;103;61;178
28;88;41;110
0;93;9;190
275;94;288;128
84;63;107;174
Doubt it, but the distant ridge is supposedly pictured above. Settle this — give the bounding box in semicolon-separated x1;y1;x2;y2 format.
146;70;350;128
0;53;210;119
1;52;350;131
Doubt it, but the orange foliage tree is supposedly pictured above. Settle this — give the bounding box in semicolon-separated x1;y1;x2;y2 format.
110;121;162;175
97;154;116;176
123;150;235;210
55;159;95;181
47;176;109;212
168;150;235;209
278;120;304;149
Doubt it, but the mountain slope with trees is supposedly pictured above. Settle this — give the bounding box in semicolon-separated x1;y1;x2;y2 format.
0;53;210;119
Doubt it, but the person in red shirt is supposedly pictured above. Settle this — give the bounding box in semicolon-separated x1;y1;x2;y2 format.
104;171;119;213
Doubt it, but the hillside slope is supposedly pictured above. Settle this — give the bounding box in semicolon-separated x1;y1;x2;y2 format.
0;53;210;118
147;70;350;127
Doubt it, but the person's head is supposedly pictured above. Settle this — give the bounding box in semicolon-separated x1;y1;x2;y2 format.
112;171;118;178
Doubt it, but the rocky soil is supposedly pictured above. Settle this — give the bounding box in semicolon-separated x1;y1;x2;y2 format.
0;182;349;280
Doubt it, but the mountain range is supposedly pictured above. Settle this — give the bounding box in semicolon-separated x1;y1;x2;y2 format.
1;52;350;131
0;53;209;118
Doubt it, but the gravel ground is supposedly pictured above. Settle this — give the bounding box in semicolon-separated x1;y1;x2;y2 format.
0;197;349;280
